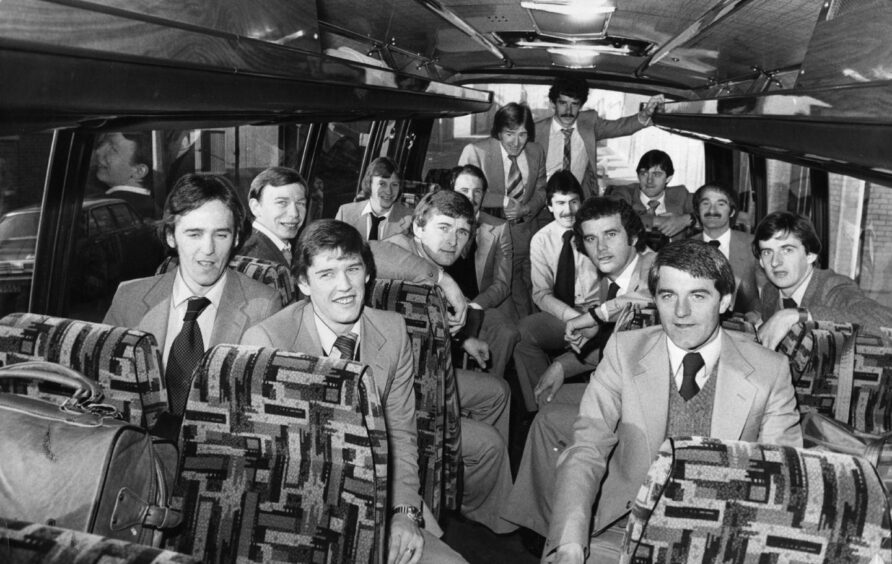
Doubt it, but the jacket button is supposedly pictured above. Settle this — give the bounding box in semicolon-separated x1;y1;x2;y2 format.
626;501;632;509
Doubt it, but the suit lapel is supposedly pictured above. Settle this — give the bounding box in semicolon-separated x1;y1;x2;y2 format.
578;113;598;168
711;331;756;439
633;334;670;453
293;302;325;355
360;312;390;398
475;220;496;288
485;139;505;192
209;273;250;346
141;272;176;348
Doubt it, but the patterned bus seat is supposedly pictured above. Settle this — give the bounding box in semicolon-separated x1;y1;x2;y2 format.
168;344;387;564
0;313;166;428
156;254;296;307
366;279;462;521
0;518;197;564
621;436;892;564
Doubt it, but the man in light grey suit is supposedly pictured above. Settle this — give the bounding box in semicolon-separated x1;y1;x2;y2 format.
754;211;892;349
545;239;802;564
104;173;282;423
335;156;413;242
533;76;662;200
691;182;761;318
458;102;546;319
241;219;466;564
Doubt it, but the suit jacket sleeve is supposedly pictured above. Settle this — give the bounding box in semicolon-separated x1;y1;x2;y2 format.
809;272;892;333
240;322;275;347
458;143;481;167
103;280;138;327
548;334;624;549
757;357;803;447
592;112;646;141
473;222;513;309
387;318;423;508
525;143;547;217
369;241;440;285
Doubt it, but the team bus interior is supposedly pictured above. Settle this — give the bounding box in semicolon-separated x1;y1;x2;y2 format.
1;0;890;562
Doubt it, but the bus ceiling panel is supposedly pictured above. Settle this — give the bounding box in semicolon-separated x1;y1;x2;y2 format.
0;48;491;134
45;0;321;53
639;0;821;89
796;0;892;90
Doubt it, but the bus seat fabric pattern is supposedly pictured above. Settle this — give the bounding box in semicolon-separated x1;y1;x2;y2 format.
0;313;166;429
0;518;198;564
168;344;388;564
367;279;462;520
621;436;892;564
779;321;892;433
157;254;296;307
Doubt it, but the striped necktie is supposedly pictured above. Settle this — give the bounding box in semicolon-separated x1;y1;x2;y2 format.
332;332;358;360
506;155;524;199
562;128;573;170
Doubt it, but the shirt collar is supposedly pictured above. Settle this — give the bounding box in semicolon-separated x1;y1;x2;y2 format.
612;253;640;293
702;228;731;255
106;185;151;197
171;266;227;310
251;220;291;252
666;329;723;380
639;190;665;208
787;265;815;304
313;311;362;357
361;201;393;219
550;118;575;134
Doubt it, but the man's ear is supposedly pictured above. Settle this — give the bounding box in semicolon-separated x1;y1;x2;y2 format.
719;292;733;314
297;275;311;297
248;197;261;218
132;163;149;181
806;251;818;266
165;229;176;251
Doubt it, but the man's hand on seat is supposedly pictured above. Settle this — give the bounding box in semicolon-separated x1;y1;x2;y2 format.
757;308;801;350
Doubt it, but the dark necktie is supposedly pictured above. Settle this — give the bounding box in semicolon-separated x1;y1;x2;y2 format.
506;155;523;199
707;239;720;249
782;297;797;309
332;332;358;360
554;230;575;307
369;214;384;241
165;296;211;416
679;352;704;401
562;128;573;170
282;244;293;266
646;199;660;215
606;281;620;300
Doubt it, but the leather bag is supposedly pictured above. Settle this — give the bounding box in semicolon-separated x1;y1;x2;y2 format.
0;361;181;546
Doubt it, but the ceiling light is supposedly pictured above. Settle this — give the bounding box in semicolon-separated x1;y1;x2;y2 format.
521;1;615;16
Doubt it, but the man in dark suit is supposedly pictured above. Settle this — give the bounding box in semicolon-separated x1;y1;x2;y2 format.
93;131;160;219
534;77;663;199
335;156;413;242
691;182;761;318
104;173;282;420
241;219;466;564
503;197;655;544
383;190;515;534
754;211;892;349
240;166;307;267
458;102;546;319
544;239;802;563
607;149;695;250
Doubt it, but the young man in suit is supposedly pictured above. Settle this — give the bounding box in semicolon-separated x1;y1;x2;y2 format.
446;164;519;383
240;166;307;267
513;171;600;412
534;77;663;198
691;182;761;318
335;156;413;242
383;189;515;534
607;149;695;250
458;102;546;319
754;211;892;349
545;239;802;564
241;219;466;564
104;173;282;420
503;197;654;547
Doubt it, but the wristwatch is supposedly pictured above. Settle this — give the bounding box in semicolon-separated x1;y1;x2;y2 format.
391;505;425;528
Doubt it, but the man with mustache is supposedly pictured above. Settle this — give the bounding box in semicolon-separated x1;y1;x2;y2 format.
690;182;761;318
458;102;546;319
512;171;600;412
754;211;892;349
534;77;664;200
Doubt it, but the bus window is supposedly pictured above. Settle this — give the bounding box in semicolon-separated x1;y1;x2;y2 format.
311;121;373;218
0;133;53;317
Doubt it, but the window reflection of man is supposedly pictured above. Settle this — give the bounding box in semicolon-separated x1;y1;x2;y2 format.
94;132;160;219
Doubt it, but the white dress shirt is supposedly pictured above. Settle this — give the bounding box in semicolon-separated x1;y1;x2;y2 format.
544;118;587;183
251;220;291;255
702;228;732;260
313;314;362;360
529;220;600;320
163;268;227;366
596;253;640;320
360;201;396;239
667;329;723;391
639;191;667;215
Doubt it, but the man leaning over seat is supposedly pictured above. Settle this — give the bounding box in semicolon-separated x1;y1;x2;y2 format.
241;219;467;564
544;239;802;563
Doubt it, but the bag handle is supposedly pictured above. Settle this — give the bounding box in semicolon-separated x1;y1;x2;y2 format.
0;361;103;403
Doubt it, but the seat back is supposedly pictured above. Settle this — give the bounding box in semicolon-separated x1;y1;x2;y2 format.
366;279;461;521
0;313;166;428
0;518;197;564
157;254;296;306
622;436;892;564
168;344;388;564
